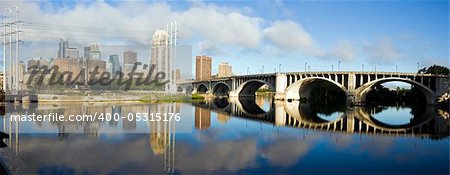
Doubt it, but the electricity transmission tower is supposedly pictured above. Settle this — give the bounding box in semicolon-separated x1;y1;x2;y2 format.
2;6;22;94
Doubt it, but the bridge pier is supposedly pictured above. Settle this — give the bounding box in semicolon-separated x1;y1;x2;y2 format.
274;100;287;126
274;74;287;100
229;90;239;97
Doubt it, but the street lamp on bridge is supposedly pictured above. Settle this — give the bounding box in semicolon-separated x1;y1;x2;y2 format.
304;62;307;72
338;60;341;71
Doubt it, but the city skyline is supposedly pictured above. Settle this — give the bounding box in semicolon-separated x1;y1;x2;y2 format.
0;1;448;75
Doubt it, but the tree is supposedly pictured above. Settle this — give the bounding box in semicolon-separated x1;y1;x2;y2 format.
418;64;449;75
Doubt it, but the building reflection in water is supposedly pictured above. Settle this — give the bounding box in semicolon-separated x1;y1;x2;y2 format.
217;113;230;124
148;103;179;173
195;107;211;130
110;105;120;127
1;102;183;174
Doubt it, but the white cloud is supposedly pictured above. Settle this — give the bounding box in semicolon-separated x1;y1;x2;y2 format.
178;5;263;48
329;40;356;61
1;1;264;59
364;37;402;63
263;20;314;51
1;1;415;65
198;41;224;56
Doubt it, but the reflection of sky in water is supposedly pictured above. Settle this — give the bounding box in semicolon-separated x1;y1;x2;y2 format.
317;111;343;122
0;99;448;174
371;107;414;125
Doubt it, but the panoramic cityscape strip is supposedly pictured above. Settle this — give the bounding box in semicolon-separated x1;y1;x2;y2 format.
0;1;449;174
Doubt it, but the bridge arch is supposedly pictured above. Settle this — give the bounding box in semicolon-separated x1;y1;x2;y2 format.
185;85;194;94
284;101;345;126
355;77;435;105
177;85;194;94
285;77;348;101
211;98;231;110
235;80;275;97
177;86;184;92
212;82;230;96
196;83;209;94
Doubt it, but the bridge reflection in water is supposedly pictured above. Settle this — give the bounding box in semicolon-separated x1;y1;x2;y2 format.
194;97;449;139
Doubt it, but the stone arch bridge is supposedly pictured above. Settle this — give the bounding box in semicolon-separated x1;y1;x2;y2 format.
178;72;449;105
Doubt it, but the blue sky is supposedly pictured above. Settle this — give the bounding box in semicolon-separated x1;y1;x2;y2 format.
0;0;448;75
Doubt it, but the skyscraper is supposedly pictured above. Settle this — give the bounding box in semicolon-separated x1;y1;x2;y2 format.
58;39;79;59
195;55;212;80
58;39;69;58
89;43;101;60
218;62;232;77
66;48;79;58
109;54;121;75
150;30;169;71
84;47;91;59
123;51;137;77
150;25;177;92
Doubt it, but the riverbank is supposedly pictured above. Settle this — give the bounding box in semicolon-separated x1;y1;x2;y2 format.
0;91;207;104
138;94;204;103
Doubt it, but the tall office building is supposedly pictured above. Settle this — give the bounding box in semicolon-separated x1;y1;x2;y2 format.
123;51;137;77
218;62;232;77
58;39;69;58
195;55;212;80
124;51;138;64
67;48;79;58
109;54;121;75
151;24;177;92
84;47;91;59
58;39;79;59
11;61;25;89
150;30;170;70
89;43;101;60
53;58;83;84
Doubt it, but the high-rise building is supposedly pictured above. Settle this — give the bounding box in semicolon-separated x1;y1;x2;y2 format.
53;58;83;84
90;51;101;60
89;43;101;60
105;62;112;74
58;39;69;58
109;54;121;75
86;59;106;80
57;39;79;59
67;48;79;58
124;51;137;65
151;28;177;92
195;55;212;80
84;47;91;59
218;62;232;77
11;61;25;89
173;69;181;83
